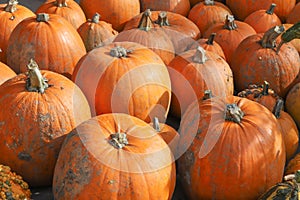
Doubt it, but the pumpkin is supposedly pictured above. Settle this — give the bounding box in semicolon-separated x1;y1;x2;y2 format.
114;10;175;65
36;0;86;29
231;25;300;98
0;164;31;200
0;0;35;64
77;13;118;52
123;10;201;55
287;2;300;25
0;61;16;85
140;0;190;16
188;0;232;35
72;42;171;123
244;3;282;33
189;0;226;7
187;32;226;60
286;154;300;175
167;46;233;118
237;81;281;112
177;95;286;199
79;0;140;31
283;24;300;54
0;59;91;186
53;113;176;200
6;13;86;79
285;82;300;128
203;15;256;65
273;99;299;161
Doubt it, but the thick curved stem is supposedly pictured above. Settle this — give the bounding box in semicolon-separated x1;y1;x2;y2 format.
261;25;284;49
225;104;244;123
26;59;49;93
224;15;238;30
36;13;50;22
110;46;132;58
138;9;154;31
193;46;208;63
266;3;276;15
109;132;128;149
4;0;18;13
155;11;170;27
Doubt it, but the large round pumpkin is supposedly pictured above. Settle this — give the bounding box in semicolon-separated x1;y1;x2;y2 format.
6;13;86;79
0;59;91;186
177;95;286;199
140;0;190;16
79;0;140;31
286;2;300;25
72;41;171;123
285;82;300;128
0;0;35;64
53;113;176;200
0;61;16;85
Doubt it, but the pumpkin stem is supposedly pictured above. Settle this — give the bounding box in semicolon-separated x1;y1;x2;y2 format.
138;9;155;31
25;59;49;94
155;11;170;27
277;21;300;53
54;0;67;7
153;117;161;131
91;13;100;24
224;15;238;30
193;46;208;63
261;81;269;95
110;46;132;58
204;0;214;5
284;170;300;183
4;0;18;13
109;132;128;149
206;33;216;45
225;103;244;123
36;13;50;22
266;3;276;15
260;25;285;49
272;99;283;119
202;90;213;100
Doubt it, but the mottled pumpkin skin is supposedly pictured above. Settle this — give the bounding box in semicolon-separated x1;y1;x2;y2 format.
79;0;140;31
286;82;300;128
6;14;86;79
53;113;176;200
0;2;35;64
231;33;300;98
36;0;86;29
0;70;91;186
0;61;16;85
72;42;171;123
178;96;286;200
140;0;190;16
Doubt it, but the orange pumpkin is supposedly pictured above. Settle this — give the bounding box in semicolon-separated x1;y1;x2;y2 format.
285;154;300;175
283;24;300;54
6;13;86;79
53;113;176;200
140;0;190;16
0;61;16;85
286;2;300;25
244;3;282;33
36;0;86;29
77;13;118;52
285;82;300;128
0;59;91;186
79;0;140;31
0;0;35;64
178;95;286;199
189;0;226;7
72;42;171;123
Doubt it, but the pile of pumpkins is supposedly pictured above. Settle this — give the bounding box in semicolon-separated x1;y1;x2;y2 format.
0;0;300;199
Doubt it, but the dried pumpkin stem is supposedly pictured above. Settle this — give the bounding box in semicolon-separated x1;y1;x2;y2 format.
260;25;284;49
193;46;208;63
277;21;300;53
272;99;283;119
204;0;214;5
225;103;244;123
4;0;18;13
36;13;50;22
266;3;276;15
284;170;300;183
92;13;100;24
55;0;68;7
26;59;49;93
153;117;161;132
202;90;213;100
261;81;269;95
110;46;132;58
109;132;128;149
224;15;238;30
155;11;170;27
138;9;154;31
206;33;216;45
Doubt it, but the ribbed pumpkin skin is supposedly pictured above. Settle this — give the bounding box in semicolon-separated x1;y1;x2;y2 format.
188;1;232;35
231;33;300;98
53;113;176;200
286;3;300;25
36;0;86;29
0;3;35;64
0;70;91;186
167;49;233;118
72;42;171;123
6;14;86;79
79;0;140;31
286;82;300;128
178;96;286;200
140;0;190;16
0;61;16;85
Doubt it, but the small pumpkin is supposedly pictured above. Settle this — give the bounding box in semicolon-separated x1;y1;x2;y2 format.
77;13;118;52
53;113;176;200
